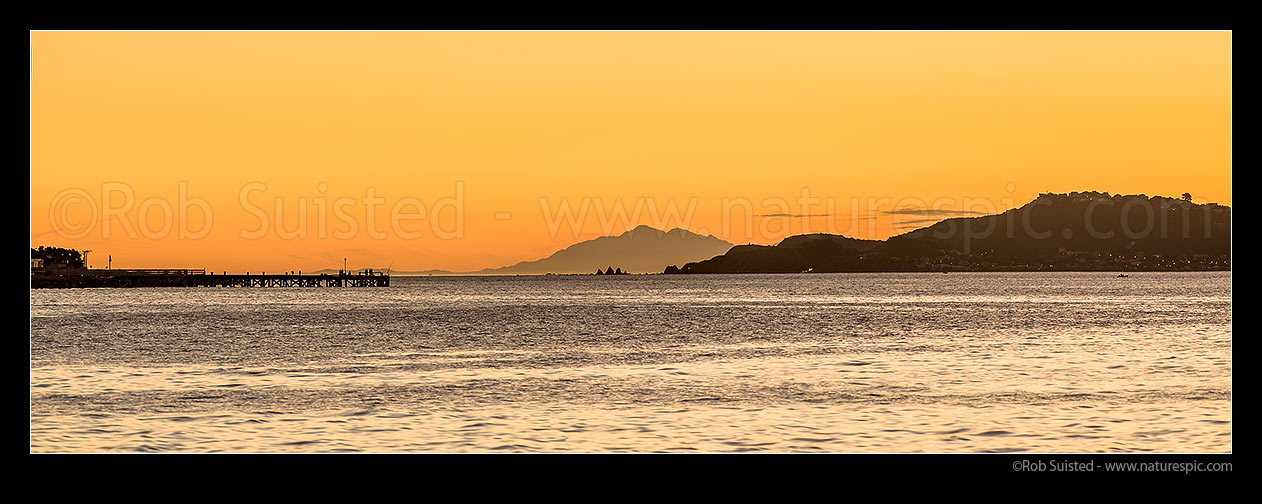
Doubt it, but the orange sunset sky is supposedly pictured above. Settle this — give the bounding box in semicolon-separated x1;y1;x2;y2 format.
30;31;1230;272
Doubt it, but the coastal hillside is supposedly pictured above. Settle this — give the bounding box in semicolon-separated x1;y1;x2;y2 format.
668;192;1231;273
664;233;880;274
879;192;1230;258
479;225;734;274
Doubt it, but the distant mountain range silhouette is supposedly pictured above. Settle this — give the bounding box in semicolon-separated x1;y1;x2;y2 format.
327;225;733;275
476;225;733;274
669;192;1230;273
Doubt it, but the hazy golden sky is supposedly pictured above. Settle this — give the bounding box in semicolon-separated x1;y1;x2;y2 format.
30;31;1230;272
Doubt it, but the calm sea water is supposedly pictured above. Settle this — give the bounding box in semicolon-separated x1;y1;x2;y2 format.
30;272;1231;453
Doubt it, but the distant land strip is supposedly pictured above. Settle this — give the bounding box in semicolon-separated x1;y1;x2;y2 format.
664;192;1229;274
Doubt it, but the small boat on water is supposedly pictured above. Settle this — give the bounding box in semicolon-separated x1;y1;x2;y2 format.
1117;273;1130;278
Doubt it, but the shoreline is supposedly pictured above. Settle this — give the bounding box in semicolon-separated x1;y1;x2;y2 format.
31;268;1231;288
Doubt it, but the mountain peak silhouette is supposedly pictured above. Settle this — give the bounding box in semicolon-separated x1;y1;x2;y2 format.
479;225;733;274
620;224;661;237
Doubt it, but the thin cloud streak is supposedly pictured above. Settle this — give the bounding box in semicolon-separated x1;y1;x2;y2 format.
881;208;990;216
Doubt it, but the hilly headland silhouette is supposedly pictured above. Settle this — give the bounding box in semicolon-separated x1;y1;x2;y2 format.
666;191;1230;273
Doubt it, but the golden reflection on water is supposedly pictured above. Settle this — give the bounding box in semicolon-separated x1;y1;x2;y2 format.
31;273;1231;452
32;330;1230;452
